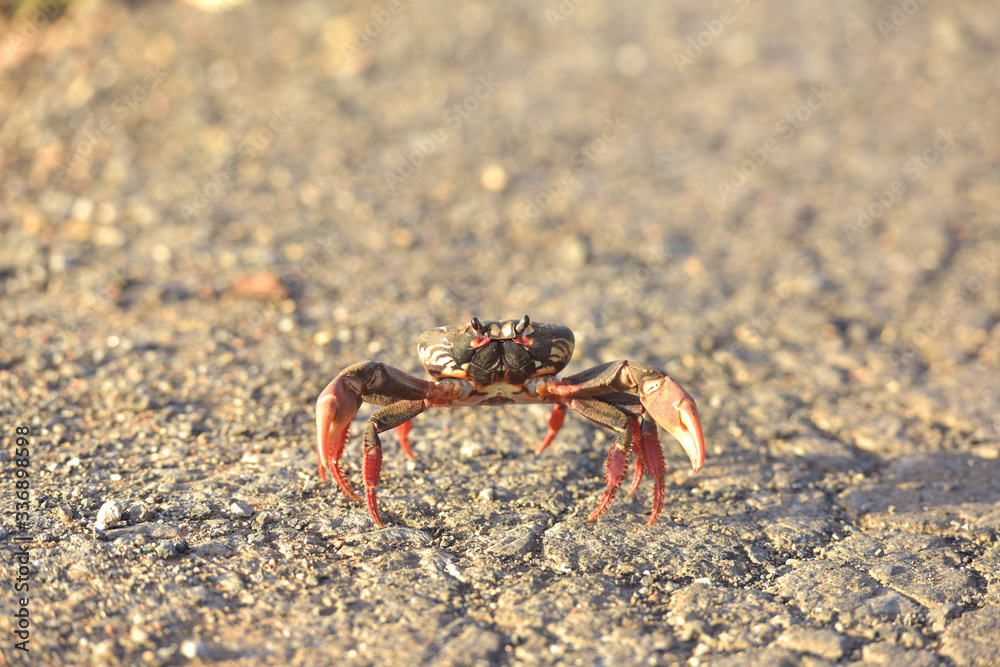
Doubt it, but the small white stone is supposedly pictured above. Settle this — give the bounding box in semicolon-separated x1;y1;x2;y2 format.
180;640;209;659
230;501;253;518
95;500;124;530
460;440;482;458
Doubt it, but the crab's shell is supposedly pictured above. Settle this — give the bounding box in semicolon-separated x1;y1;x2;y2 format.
417;319;575;387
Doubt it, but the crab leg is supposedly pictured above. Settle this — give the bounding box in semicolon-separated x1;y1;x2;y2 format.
536;404;567;454
627;417;645;496
559;397;637;521
637;418;667;525
361;399;429;527
356;395;417;458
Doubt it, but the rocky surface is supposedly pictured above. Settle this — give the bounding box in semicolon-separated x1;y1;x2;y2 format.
1;0;998;664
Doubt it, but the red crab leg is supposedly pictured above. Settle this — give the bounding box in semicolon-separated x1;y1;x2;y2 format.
627;417;644;496
396;419;415;459
639;418;667;526
362;438;384;527
588;437;631;521
361;400;428;527
558;397;635;521
536;404;567;454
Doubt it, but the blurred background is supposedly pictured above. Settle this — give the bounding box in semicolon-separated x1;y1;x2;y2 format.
2;0;999;663
2;0;997;390
4;0;998;443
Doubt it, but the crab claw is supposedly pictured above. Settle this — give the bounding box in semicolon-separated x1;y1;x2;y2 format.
316;375;364;502
638;376;705;472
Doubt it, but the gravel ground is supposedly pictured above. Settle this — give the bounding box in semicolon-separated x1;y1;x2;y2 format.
2;0;999;664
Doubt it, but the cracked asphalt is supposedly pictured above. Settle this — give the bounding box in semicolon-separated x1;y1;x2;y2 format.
1;0;999;664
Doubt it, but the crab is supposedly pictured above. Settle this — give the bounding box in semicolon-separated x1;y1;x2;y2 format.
316;316;706;527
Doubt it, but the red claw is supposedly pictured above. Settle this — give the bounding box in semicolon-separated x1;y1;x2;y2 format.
315;376;364;502
638;377;706;473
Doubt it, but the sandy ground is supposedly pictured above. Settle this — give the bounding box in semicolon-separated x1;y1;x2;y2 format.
1;0;999;664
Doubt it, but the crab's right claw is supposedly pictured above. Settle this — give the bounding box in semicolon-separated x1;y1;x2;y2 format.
639;376;706;472
316;375;364;502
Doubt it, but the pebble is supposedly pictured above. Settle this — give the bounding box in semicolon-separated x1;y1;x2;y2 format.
251;511;270;530
558;235;590;268
485;524;542;557
155;539;187;559
94;500;124;530
776;628;845;661
191;503;213;520
460;440;483;458
128;503;153;524
480;165;508;191
52;506;74;523
194;541;231;557
230;500;253;517
230;272;289;300
180;640;210;659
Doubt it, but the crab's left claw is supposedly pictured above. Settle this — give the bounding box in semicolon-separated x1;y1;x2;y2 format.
639;376;705;472
316;375;364;502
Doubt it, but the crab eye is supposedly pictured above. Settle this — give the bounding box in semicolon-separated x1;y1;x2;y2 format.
514;314;530;334
470;317;486;335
